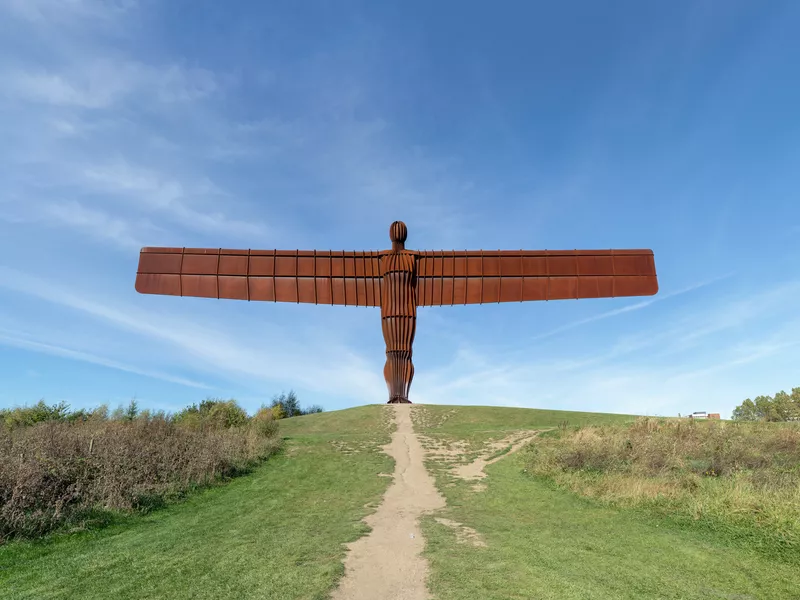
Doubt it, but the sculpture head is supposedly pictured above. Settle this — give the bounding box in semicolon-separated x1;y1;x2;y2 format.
390;221;407;251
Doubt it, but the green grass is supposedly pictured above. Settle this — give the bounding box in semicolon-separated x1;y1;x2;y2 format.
0;405;393;600
524;418;800;559
412;404;636;464
414;404;636;435
414;405;800;600
3;402;798;600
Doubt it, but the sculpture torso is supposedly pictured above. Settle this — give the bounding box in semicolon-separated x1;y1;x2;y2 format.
379;249;417;403
380;250;417;321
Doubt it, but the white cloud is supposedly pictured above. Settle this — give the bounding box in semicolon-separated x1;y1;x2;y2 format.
412;280;800;416
0;267;387;404
529;273;735;342
80;159;266;238
0;330;212;389
38;201;147;250
1;0;137;24
2;61;219;109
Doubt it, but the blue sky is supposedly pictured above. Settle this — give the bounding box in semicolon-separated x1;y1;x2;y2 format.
0;0;798;418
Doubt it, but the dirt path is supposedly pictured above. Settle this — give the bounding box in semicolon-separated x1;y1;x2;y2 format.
330;404;445;600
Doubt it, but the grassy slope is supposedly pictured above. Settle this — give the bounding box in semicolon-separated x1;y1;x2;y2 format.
0;405;393;600
3;402;798;599
415;405;800;600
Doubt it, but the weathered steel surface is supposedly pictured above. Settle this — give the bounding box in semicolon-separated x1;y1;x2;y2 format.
136;221;658;403
135;249;384;306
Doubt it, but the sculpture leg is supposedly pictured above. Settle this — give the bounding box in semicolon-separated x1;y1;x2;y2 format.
381;316;416;403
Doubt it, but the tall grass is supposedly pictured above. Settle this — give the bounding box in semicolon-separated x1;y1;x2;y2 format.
0;406;280;542
525;418;800;555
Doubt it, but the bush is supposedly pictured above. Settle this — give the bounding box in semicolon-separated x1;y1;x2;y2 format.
252;406;279;438
0;400;71;429
172;398;250;430
0;400;281;542
525;418;800;554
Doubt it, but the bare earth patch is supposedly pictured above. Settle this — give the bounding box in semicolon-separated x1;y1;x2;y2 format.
452;431;545;491
330;405;446;600
434;517;487;547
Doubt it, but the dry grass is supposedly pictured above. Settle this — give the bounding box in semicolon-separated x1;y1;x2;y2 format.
0;412;280;542
525;417;800;553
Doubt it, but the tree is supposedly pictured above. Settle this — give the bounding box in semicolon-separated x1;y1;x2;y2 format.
270;390;301;418
1;400;71;429
732;389;800;421
270;403;286;420
282;390;301;417
268;391;321;419
732;398;759;421
124;398;139;421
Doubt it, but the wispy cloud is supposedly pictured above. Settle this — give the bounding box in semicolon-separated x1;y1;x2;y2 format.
2;1;798;419
413;279;800;416
0;266;387;404
0;330;213;389
530;273;735;342
37;201;148;250
2;54;221;109
79;159;267;239
1;0;138;24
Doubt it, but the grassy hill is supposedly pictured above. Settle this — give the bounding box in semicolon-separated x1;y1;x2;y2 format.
1;404;798;599
412;405;799;600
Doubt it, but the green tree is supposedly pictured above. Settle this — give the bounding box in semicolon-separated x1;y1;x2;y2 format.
732;398;759;421
270;391;302;418
124;398;139;421
732;388;800;422
1;400;71;429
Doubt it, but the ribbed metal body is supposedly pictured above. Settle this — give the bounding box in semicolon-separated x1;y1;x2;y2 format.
380;251;416;403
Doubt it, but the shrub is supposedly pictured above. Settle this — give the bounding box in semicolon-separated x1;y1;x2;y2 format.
173;398;249;430
525;418;800;554
0;400;71;429
252;406;279;439
0;403;281;542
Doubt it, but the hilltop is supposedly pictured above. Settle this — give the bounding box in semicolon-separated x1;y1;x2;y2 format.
1;404;797;600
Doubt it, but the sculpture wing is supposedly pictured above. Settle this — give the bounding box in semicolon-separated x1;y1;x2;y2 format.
415;250;658;306
135;247;383;306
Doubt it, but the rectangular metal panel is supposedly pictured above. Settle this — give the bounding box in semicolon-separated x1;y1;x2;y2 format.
249;277;275;301
135;273;181;295
219;276;248;300
181;274;217;298
137;253;182;274
219;255;248;276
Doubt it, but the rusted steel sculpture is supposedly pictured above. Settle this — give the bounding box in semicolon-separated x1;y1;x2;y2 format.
135;221;658;403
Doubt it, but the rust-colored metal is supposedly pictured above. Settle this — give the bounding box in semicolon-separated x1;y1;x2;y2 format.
135;221;658;403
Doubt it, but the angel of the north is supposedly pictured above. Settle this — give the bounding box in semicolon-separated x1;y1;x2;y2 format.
135;221;658;404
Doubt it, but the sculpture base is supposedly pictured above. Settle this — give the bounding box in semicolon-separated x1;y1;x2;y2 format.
387;397;412;404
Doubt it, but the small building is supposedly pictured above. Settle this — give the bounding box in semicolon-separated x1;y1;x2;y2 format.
708;413;721;419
